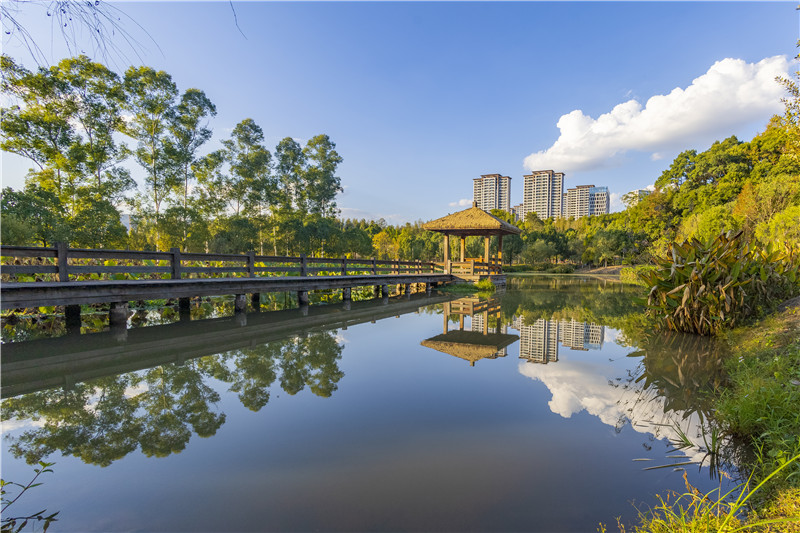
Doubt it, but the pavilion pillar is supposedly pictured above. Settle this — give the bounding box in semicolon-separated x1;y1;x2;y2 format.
443;234;450;273
459;236;465;262
484;236;490;264
483;310;489;335
498;235;503;266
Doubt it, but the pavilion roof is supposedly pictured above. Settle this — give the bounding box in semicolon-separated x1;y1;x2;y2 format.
420;330;520;365
422;204;522;236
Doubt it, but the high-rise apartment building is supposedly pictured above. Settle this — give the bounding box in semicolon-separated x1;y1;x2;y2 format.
563;185;609;218
522;170;564;220
473;174;511;212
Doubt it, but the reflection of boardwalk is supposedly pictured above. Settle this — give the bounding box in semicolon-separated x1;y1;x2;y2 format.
513;317;604;364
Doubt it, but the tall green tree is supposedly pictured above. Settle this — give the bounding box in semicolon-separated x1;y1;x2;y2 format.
123;65;178;217
302;134;343;217
274;137;305;211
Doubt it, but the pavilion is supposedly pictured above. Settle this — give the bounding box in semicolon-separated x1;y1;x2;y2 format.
422;202;521;281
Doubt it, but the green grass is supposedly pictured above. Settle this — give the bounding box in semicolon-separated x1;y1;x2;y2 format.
714;305;800;498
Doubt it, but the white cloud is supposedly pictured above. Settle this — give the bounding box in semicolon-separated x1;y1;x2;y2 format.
449;198;472;208
523;56;790;173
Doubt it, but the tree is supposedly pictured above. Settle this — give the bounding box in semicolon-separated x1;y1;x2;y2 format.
220;118;274;216
70;196;129;249
274;137;306;211
168;88;216;210
302;134;343;217
123;65;179;218
1;55;83;211
0;185;69;246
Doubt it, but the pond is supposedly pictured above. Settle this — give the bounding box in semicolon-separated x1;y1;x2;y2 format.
0;275;734;532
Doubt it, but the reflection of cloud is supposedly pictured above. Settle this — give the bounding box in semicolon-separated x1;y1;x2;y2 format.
603;328;618;344
1;418;45;435
518;358;708;463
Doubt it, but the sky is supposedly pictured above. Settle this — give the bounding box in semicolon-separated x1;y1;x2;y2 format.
1;1;798;224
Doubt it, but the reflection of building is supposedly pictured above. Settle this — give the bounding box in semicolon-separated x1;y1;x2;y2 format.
421;297;518;366
559;319;604;351
513;316;605;363
563;185;609;218
471;313;509;356
515;317;559;364
522;170;564;220
473;174;511;212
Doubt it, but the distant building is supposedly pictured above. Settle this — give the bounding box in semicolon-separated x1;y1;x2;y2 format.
563;185;609;218
522;170;564;220
473;174;511;212
625;189;652;207
510;203;524;222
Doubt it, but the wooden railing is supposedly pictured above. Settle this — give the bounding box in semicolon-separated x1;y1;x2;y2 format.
433;260;503;276
0;244;442;283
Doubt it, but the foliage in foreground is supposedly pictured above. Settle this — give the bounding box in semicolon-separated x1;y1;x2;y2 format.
0;462;58;533
638;231;799;336
599;457;800;533
715;305;800;497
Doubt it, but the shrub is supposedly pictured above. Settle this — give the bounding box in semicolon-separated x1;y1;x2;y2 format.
638;231;799;336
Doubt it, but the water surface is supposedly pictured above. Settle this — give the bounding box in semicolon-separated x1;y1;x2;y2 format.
1;276;731;532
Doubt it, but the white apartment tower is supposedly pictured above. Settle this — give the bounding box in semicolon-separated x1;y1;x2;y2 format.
563;185;609;218
473;174;511;212
522;170;564;220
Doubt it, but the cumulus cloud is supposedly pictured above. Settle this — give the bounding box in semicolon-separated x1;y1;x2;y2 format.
609;192;624;213
449;198;473;208
523;56;790;173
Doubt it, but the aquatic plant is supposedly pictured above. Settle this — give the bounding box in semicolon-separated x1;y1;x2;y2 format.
638;231;799;336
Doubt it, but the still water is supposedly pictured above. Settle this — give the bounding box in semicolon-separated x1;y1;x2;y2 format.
1;276;732;532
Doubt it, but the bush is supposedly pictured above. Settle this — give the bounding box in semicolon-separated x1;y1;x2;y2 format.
638;231;799;336
620;265;655;286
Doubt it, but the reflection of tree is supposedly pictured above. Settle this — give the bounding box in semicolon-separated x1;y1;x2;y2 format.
628;331;729;415
137;362;226;457
2;331;344;465
3;376;141;466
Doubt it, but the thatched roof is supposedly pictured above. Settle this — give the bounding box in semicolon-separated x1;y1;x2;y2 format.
421;330;519;365
422;203;522;236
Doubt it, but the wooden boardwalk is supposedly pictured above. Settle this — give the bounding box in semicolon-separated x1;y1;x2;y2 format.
1;244;458;320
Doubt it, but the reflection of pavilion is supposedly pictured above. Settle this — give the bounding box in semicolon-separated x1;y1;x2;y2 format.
421;298;519;366
513;316;604;364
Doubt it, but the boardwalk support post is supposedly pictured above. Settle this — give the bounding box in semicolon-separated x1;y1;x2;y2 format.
109;302;128;328
343;287;352;302
298;290;309;306
381;284;388;297
65;304;81;333
234;294;247;313
251;293;260;311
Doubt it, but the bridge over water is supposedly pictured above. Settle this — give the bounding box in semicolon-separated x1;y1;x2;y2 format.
0;244;487;327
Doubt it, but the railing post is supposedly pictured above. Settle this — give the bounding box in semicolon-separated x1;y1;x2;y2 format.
56;241;69;282
246;251;255;277
372;259;377;275
299;254;308;277
341;257;347;276
170;247;182;279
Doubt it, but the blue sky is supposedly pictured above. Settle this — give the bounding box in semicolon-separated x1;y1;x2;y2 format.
2;1;797;224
